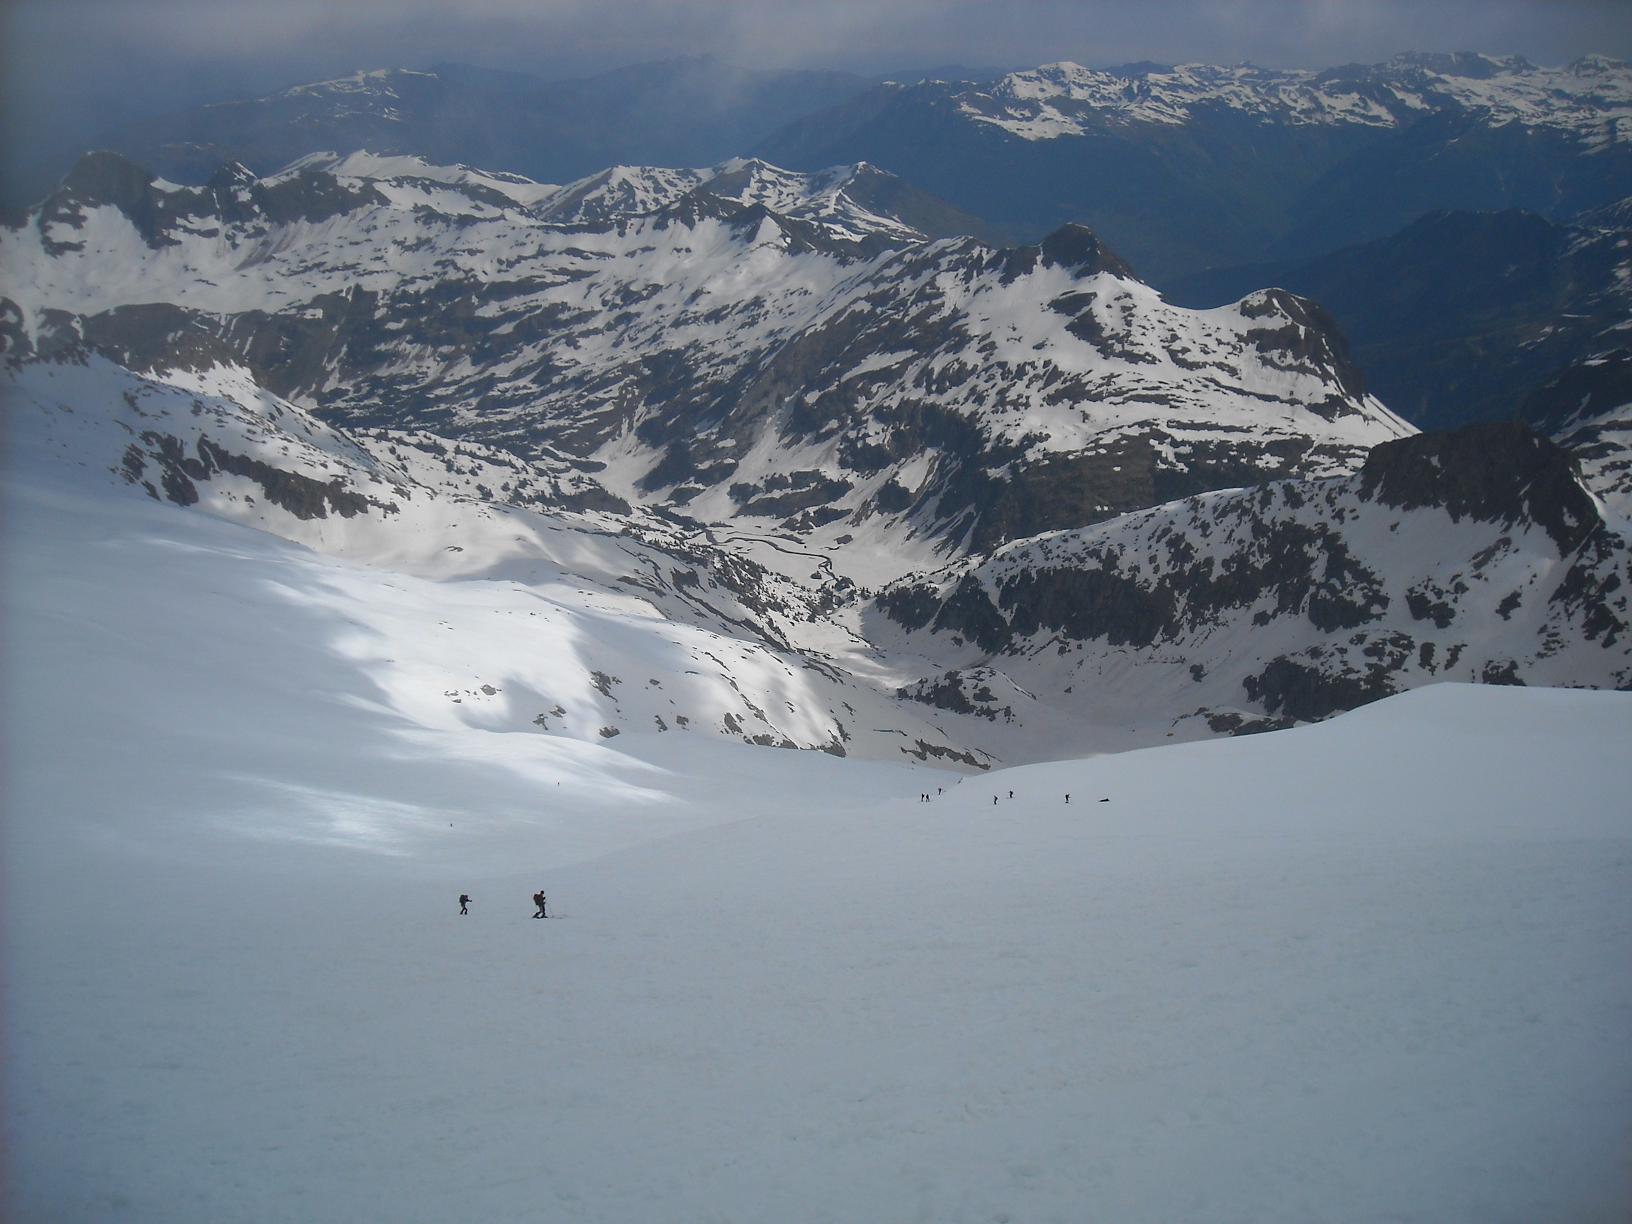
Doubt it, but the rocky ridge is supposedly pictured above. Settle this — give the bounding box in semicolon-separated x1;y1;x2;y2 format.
869;422;1631;750
2;150;1411;582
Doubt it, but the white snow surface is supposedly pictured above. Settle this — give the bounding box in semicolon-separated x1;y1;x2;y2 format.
279;150;563;209
4;410;1632;1221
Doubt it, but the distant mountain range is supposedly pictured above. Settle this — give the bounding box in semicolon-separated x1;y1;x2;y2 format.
90;58;878;199
59;52;1632;288
757;53;1632;280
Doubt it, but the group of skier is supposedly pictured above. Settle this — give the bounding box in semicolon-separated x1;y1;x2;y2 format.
917;787;1105;807
454;891;548;917
453;788;1111;918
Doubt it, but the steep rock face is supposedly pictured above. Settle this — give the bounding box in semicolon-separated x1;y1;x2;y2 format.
3;151;1411;576
1525;347;1632;436
870;422;1630;743
756;55;1632;280
1358;424;1601;552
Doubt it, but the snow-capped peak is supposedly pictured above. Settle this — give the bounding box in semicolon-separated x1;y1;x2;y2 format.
271;150;561;208
954;52;1632;142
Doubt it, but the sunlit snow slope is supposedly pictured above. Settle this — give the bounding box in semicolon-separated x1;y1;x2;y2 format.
2;355;990;768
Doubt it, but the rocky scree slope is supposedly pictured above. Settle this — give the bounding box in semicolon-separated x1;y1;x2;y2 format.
1;150;1411;577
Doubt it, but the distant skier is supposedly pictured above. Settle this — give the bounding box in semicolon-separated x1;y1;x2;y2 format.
533;891;548;919
1065;794;1070;805
993;795;998;805
1008;790;1014;799
459;894;471;915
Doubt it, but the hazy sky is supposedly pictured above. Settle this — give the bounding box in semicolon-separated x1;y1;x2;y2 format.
4;0;1629;196
9;1;1631;86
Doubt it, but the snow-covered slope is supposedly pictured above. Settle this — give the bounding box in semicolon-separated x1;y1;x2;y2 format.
1559;405;1632;519
1;150;1412;574
6;468;1630;1223
1525;343;1632;519
280;149;564;209
10;341;1626;769
4;355;994;767
871;422;1632;754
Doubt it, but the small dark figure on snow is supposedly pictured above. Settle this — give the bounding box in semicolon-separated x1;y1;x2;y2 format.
1065;794;1070;804
459;894;471;915
1008;790;1014;799
993;795;998;805
533;891;548;919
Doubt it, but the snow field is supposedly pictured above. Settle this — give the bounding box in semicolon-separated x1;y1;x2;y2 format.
4;464;1630;1221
